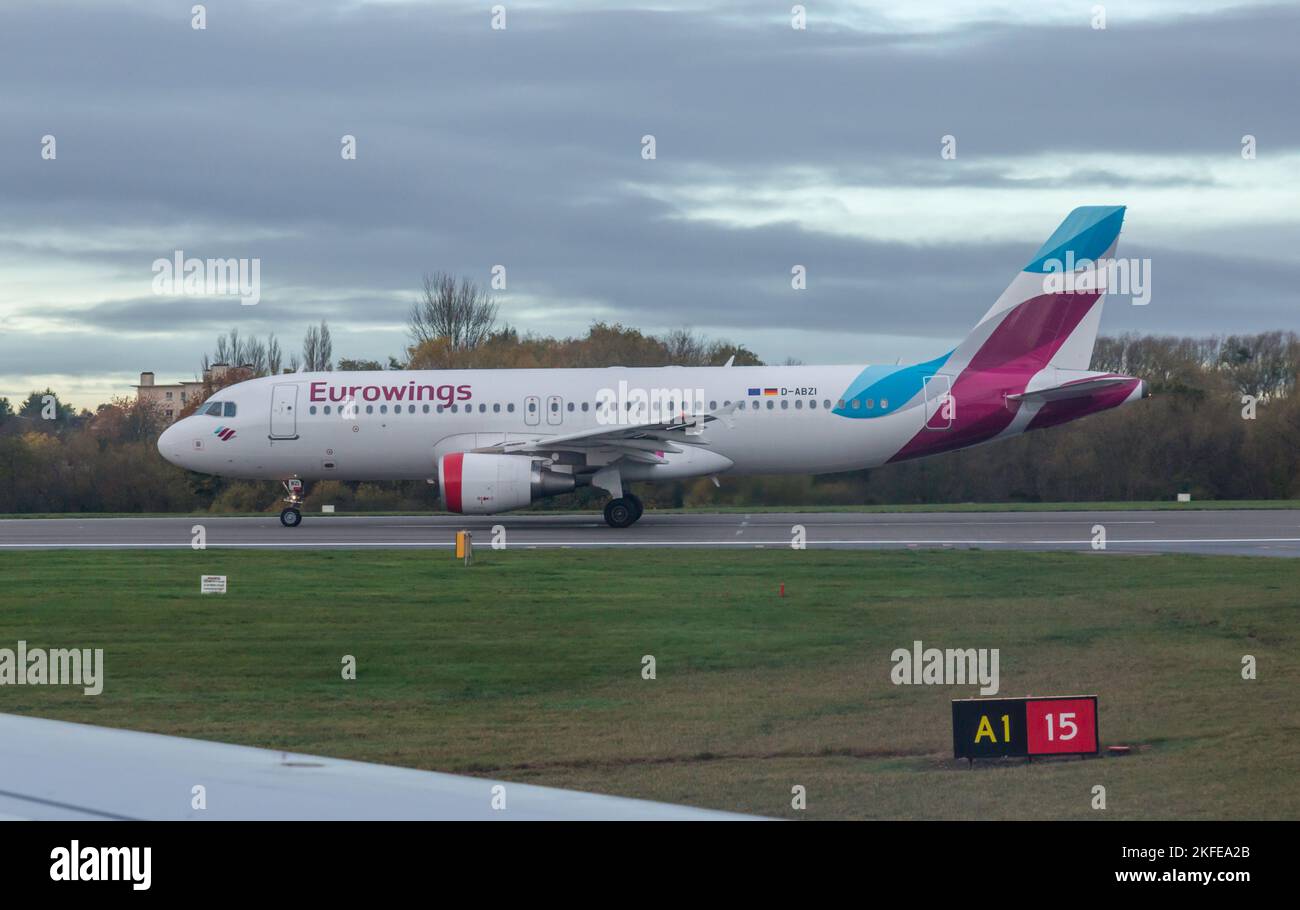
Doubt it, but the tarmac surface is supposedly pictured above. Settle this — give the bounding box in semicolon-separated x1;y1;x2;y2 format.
2;509;1300;556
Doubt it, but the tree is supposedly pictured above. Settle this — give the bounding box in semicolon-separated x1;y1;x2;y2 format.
0;397;12;423
207;329;283;376
267;334;283;375
92;397;166;444
302;320;333;371
19;389;74;422
337;358;384;371
409;272;499;351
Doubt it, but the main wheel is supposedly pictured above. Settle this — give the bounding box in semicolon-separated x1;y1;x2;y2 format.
626;493;644;523
603;498;636;529
280;507;302;528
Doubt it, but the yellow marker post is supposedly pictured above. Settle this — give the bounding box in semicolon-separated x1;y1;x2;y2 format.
455;530;473;565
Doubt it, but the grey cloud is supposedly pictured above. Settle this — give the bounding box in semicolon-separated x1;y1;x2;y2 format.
0;0;1297;405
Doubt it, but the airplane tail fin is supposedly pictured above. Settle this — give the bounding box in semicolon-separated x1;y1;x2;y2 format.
948;205;1125;376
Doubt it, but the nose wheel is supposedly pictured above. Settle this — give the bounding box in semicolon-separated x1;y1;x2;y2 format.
280;478;304;528
603;493;643;528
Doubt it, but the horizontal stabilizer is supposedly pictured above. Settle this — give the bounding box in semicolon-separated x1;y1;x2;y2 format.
1007;375;1140;403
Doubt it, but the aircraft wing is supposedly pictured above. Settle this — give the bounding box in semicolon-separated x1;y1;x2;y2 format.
0;713;755;821
472;408;732;464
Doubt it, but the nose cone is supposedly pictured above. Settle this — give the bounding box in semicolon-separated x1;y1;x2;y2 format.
157;422;184;466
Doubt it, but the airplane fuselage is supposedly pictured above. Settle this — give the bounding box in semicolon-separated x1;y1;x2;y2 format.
158;362;1144;482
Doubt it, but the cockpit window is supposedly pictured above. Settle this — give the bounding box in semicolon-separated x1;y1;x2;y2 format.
223;402;237;417
203;402;223;416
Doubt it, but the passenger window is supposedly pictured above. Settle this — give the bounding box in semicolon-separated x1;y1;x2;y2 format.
380;405;388;414
780;400;789;409
223;402;236;417
881;399;889;409
507;403;515;413
324;405;331;415
309;406;317;415
493;403;501;413
365;405;374;414
423;404;430;413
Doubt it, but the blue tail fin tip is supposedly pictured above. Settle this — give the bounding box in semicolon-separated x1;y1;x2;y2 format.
1024;205;1126;273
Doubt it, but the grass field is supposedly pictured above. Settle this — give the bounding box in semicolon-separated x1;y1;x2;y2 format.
1;548;1296;819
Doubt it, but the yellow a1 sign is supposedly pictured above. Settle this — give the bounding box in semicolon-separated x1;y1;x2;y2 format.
952;696;1099;760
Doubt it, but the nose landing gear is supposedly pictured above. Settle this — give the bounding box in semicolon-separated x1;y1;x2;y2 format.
280;478;304;528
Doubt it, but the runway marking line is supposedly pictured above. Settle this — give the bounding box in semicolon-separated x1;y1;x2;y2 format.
3;537;1300;549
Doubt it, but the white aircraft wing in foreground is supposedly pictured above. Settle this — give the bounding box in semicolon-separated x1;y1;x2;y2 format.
0;714;754;821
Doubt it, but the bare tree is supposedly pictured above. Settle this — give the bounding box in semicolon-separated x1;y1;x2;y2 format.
319;321;333;371
245;337;268;375
409;272;499;351
302;320;333;371
205;329;283;376
267;334;283;375
663;328;710;365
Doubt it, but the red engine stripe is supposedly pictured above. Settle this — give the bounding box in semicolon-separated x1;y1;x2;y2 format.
443;452;464;513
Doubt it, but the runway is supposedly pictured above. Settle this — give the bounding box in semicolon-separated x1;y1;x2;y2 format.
2;509;1300;556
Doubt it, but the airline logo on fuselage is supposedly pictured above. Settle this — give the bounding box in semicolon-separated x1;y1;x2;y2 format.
309;381;471;406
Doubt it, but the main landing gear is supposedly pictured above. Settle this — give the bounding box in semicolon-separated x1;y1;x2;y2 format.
280;478;304;528
603;493;643;528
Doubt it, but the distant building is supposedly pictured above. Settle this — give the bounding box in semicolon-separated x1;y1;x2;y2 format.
134;363;245;423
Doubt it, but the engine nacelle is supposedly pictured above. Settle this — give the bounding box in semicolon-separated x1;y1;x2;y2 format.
438;452;576;515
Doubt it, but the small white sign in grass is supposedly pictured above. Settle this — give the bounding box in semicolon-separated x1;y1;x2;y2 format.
200;575;227;594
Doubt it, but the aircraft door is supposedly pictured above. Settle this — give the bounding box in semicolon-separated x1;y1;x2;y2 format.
270;384;299;439
546;395;563;425
524;395;541;426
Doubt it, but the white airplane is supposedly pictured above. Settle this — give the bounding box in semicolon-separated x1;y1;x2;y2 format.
158;206;1147;528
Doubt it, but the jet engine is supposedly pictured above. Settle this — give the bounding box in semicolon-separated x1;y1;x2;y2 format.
437;452;575;514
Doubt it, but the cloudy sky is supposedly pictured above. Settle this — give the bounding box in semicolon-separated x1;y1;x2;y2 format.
2;0;1297;408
